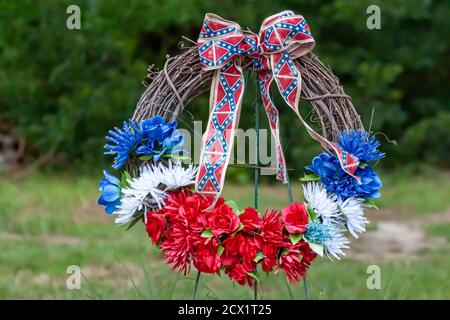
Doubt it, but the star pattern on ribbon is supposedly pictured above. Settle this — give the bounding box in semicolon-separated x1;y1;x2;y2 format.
196;11;361;208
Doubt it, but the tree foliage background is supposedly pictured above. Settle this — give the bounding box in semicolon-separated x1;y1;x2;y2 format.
0;0;449;176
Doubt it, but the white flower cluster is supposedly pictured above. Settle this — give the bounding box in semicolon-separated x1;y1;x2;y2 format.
113;160;197;225
303;182;369;260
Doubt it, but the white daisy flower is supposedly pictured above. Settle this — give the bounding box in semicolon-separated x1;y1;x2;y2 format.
113;161;197;226
339;197;369;238
113;164;167;225
324;229;350;260
303;182;339;222
114;196;141;225
159;160;197;190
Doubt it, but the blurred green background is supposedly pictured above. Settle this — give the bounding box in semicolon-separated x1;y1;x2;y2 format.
0;0;449;299
0;0;449;172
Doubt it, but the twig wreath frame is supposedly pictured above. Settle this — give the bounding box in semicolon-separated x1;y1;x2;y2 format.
133;45;363;145
98;11;384;300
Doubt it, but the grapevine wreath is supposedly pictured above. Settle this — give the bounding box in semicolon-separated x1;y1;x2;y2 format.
98;11;384;291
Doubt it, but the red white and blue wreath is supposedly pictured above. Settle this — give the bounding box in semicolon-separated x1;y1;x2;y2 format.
98;11;384;287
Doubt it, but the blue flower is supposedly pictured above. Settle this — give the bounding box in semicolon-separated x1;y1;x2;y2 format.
306;152;382;200
305;221;350;259
304;221;336;245
98;170;121;214
136;116;184;161
140;116;176;140
337;130;385;162
104;120;143;170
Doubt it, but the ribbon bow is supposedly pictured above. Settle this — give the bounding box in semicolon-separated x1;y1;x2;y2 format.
195;11;361;208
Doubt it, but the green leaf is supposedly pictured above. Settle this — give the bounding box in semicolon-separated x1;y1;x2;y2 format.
121;170;132;188
300;173;320;182
139;155;153;161
289;233;302;245
230;223;244;236
225;200;244;214
363;199;379;210
359;162;369;169
166;153;191;161
126;211;144;231
246;271;259;281
253;252;265;263
201;228;214;238
307;242;324;257
217;245;224;256
306;203;316;221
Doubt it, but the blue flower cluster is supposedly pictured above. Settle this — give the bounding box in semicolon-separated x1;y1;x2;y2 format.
104;120;143;170
104;116;184;170
337;130;385;162
304;221;336;245
306;153;381;200
136;116;184;161
306;130;383;200
100;116;184;214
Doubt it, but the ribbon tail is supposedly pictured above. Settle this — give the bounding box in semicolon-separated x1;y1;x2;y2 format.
270;52;362;184
195;60;245;210
257;69;288;183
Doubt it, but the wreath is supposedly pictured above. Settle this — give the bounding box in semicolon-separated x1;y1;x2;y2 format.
98;11;384;292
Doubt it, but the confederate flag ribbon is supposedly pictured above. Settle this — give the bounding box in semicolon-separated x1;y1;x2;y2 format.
196;11;361;209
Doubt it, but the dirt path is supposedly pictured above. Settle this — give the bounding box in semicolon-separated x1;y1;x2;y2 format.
348;209;449;261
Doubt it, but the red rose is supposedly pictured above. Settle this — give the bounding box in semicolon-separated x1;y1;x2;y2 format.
225;263;255;286
281;202;309;234
238;235;257;269
221;233;257;270
297;240;317;265
221;233;243;266
193;238;221;274
145;211;167;244
239;207;260;232
183;194;210;234
208;203;240;237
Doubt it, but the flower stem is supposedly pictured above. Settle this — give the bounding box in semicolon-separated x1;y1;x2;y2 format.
253;79;260;301
285;277;295;300
303;275;310;300
286;171;294;203
192;271;201;300
284;147;310;300
254;100;260;210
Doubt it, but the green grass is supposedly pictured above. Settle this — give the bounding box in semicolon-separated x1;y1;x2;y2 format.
377;167;450;216
0;169;449;299
426;223;450;241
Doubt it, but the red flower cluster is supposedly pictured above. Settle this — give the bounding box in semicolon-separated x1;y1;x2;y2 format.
144;189;317;286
